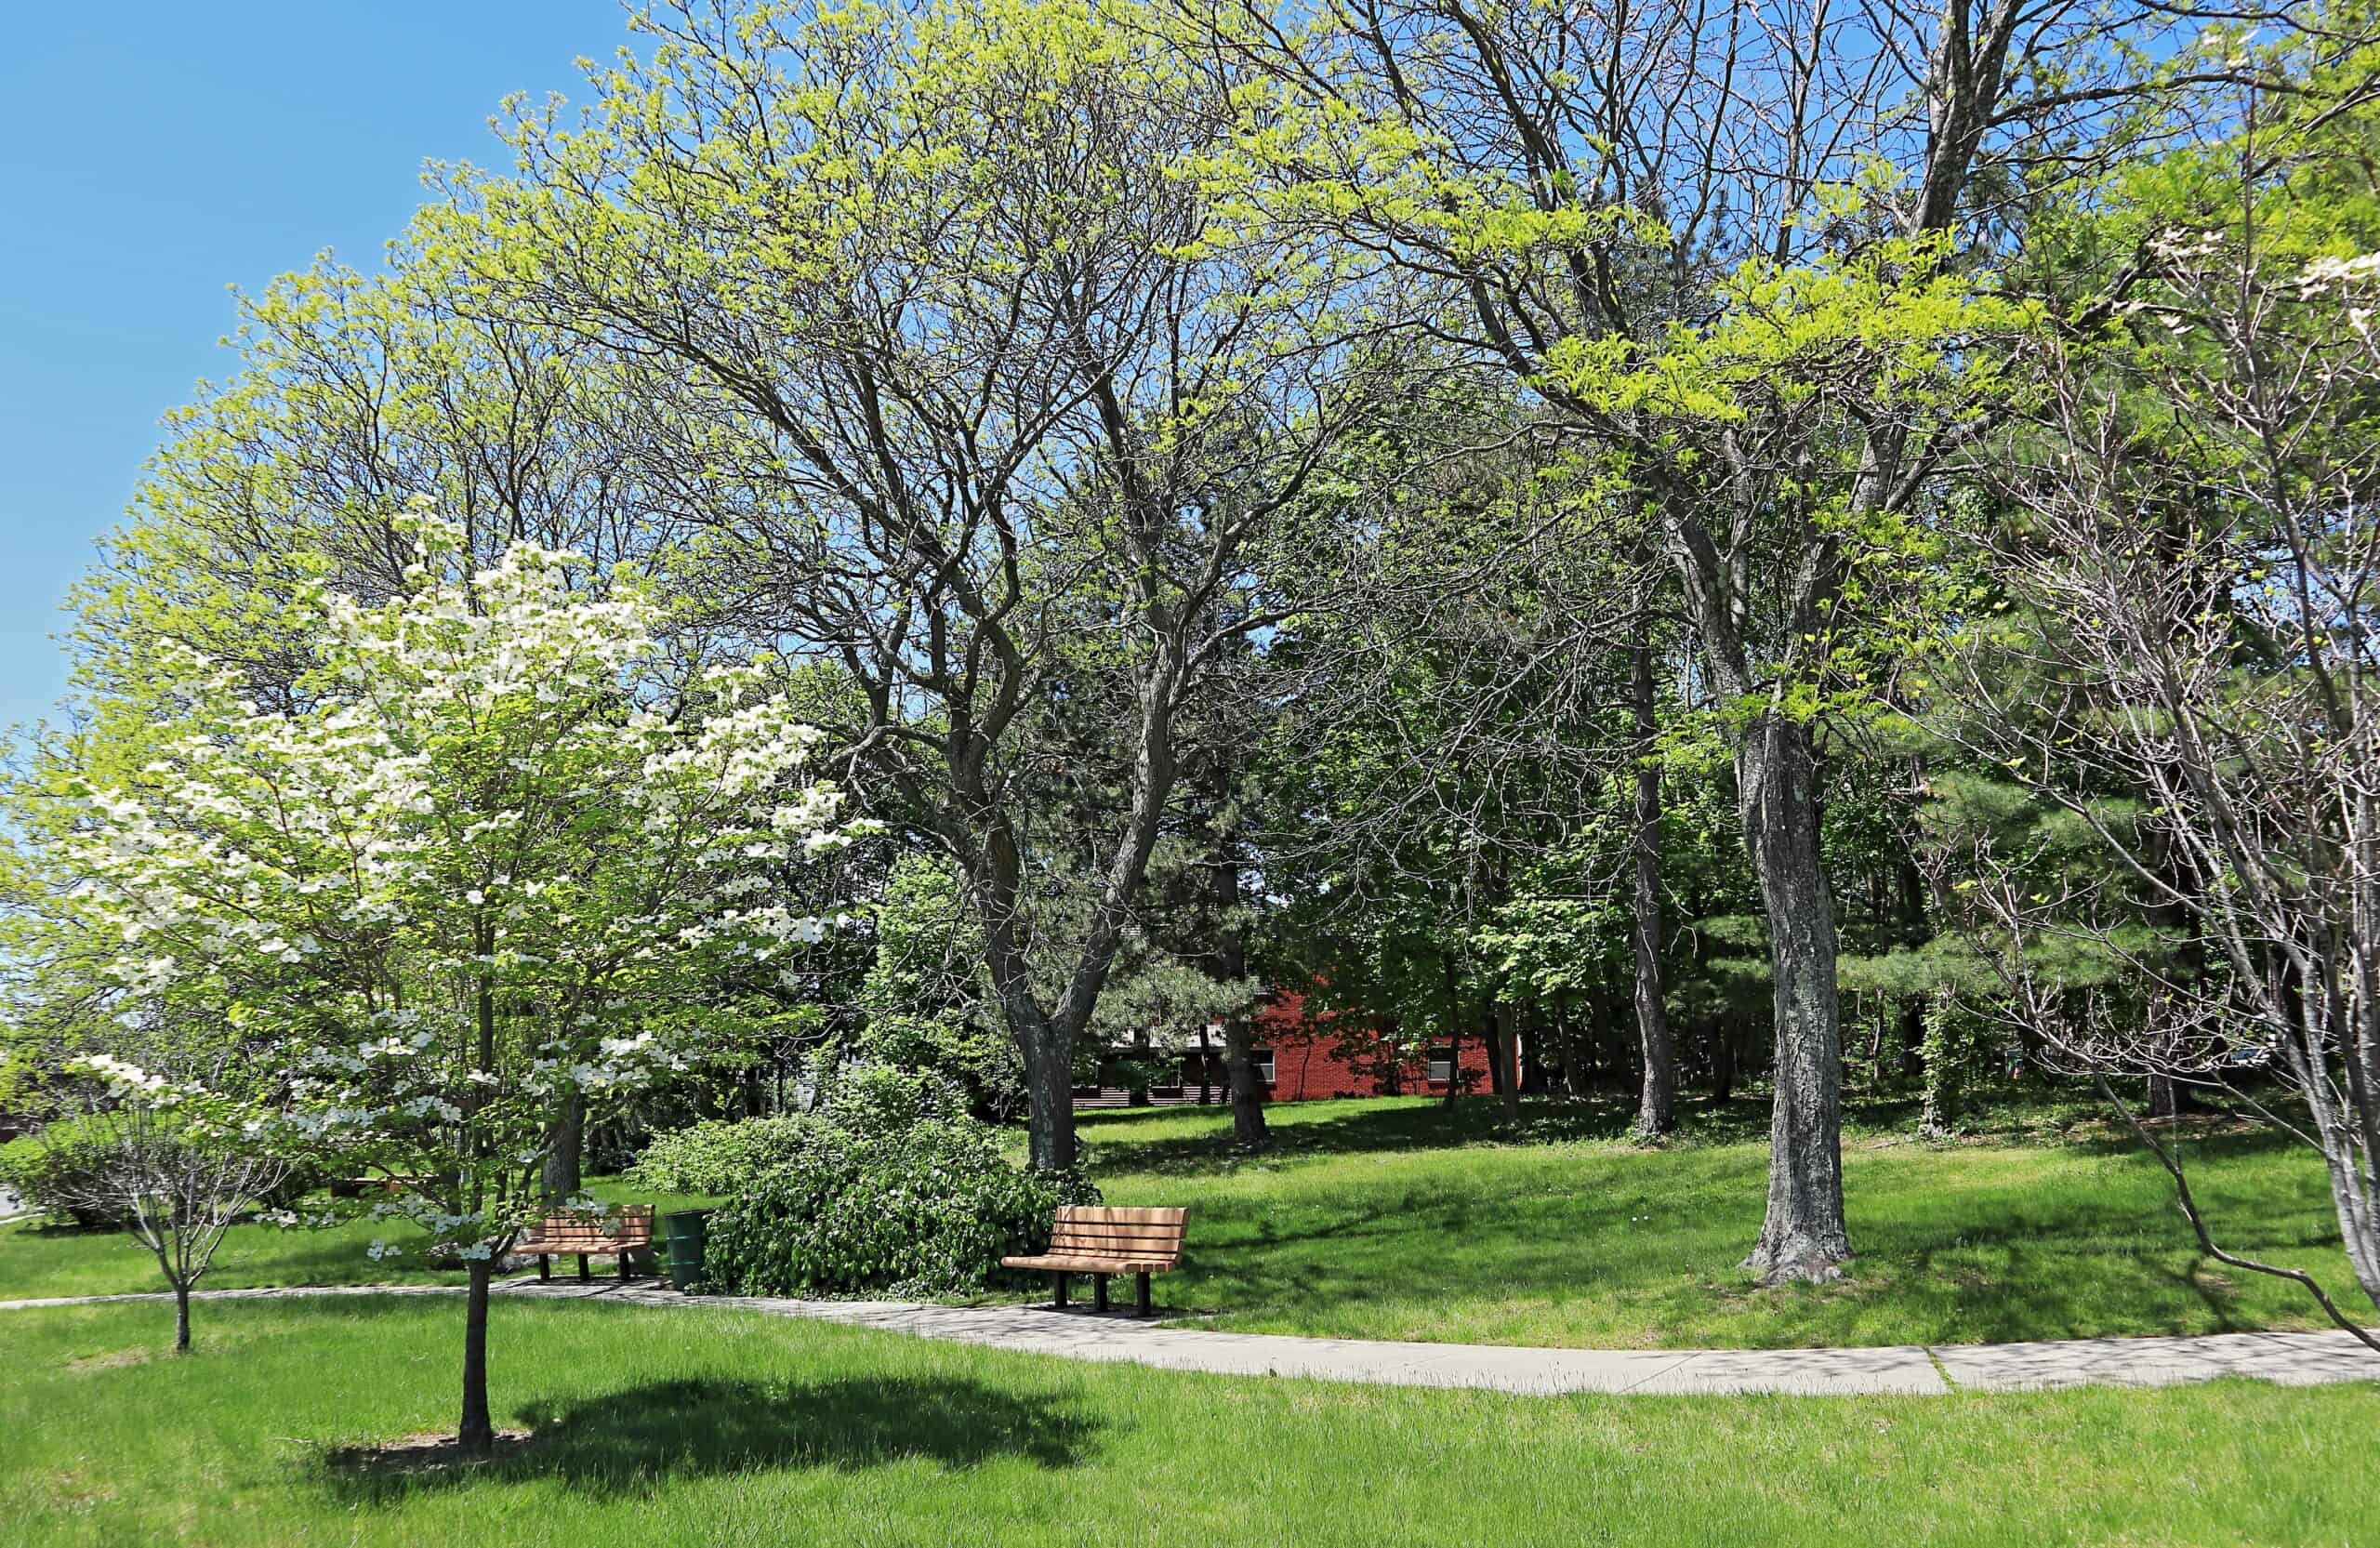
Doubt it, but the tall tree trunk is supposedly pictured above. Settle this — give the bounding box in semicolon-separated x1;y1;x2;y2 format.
1222;1017;1269;1147
542;1091;586;1204
1919;984;1960;1140
1631;615;1678;1139
1492;1001;1521;1124
1439;953;1465;1111
173;1283;192;1355
1712;1020;1735;1105
458;1260;495;1456
1738;713;1853;1283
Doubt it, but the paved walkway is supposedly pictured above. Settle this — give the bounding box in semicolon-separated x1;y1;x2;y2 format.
5;1277;2374;1397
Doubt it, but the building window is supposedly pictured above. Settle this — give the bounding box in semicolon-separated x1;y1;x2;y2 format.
1426;1047;1453;1083
1250;1047;1276;1085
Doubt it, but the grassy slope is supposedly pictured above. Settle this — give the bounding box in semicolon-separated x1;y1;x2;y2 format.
2;1092;2361;1350
1079;1093;2362;1348
3;1296;2371;1548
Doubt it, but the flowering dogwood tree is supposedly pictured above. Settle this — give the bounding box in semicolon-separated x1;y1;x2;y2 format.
21;511;863;1451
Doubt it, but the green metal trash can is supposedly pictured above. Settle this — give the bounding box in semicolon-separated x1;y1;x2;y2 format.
661;1208;713;1293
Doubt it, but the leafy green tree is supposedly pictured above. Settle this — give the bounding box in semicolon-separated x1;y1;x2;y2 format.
429;0;1411;1170
1192;0;2241;1281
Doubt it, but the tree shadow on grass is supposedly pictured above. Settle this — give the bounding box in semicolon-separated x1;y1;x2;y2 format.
1083;1093;1699;1175
321;1375;1100;1503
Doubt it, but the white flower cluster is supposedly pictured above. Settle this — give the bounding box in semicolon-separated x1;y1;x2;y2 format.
46;511;868;1220
2299;253;2380;296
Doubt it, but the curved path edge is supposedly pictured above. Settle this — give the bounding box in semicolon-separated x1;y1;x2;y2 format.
5;1277;2374;1397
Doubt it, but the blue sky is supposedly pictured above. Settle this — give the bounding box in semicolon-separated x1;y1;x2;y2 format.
0;1;638;732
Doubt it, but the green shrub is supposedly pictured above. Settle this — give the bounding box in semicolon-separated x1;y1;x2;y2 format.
626;1115;826;1196
813;1062;969;1141
703;1115;1098;1298
0;1119;121;1228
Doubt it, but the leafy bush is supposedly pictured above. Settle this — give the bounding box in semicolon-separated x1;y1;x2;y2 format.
813;1063;969;1141
703;1115;1098;1298
0;1118;122;1228
626;1115;826;1197
853;1010;1028;1120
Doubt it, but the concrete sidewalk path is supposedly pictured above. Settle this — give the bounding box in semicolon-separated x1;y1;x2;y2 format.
7;1277;2374;1397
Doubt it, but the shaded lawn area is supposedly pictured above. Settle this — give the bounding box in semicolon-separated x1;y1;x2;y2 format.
2;1296;2372;1548
0;1177;714;1303
1076;1093;2364;1349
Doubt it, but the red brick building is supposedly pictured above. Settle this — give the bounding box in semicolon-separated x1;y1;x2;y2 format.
1074;986;1494;1107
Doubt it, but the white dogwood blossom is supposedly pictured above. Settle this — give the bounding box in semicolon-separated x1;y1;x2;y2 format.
30;509;867;1258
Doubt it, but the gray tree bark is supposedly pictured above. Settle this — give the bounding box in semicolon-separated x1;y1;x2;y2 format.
1222;1018;1269;1147
1737;711;1852;1281
1630;616;1677;1139
458;1260;495;1456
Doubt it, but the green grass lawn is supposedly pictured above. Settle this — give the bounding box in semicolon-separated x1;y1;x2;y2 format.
0;1176;714;1303
2;1295;2371;1548
3;1092;2364;1353
1076;1092;2363;1349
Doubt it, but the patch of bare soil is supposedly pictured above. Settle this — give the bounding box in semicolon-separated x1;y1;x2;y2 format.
63;1348;151;1373
325;1430;535;1476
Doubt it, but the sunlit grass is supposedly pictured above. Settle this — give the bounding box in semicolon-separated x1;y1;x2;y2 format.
1074;1092;2360;1348
1;1295;2372;1548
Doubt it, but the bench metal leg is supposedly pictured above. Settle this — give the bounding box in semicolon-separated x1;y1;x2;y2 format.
1136;1272;1153;1318
538;1255;551;1283
618;1251;631;1282
577;1253;590;1282
1093;1275;1110;1313
1051;1272;1068;1309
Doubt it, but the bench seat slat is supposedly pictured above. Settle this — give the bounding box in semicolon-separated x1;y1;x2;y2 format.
1000;1253;1180;1273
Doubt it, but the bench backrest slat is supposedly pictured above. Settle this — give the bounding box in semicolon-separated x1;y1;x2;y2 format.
1047;1204;1186;1267
534;1204;654;1244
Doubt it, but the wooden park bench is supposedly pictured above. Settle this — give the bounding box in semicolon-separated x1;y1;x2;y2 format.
1001;1205;1187;1317
515;1204;655;1282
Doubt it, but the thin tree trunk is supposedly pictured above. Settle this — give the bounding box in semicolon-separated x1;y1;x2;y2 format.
460;935;500;1454
458;1260;495;1456
1631;616;1677;1138
1439;953;1465;1111
1738;713;1853;1283
173;1283;192;1354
